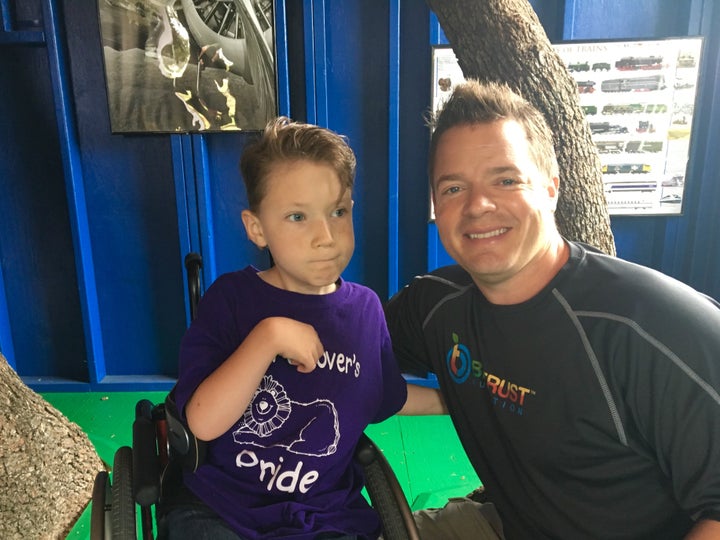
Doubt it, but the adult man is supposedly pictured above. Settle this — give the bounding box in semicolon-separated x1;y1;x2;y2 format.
385;80;720;539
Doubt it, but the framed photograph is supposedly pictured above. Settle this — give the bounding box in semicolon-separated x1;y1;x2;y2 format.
430;37;704;217
97;0;277;133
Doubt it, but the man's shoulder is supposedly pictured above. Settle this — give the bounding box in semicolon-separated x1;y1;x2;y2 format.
388;265;474;311
428;264;475;284
568;241;720;314
405;265;474;295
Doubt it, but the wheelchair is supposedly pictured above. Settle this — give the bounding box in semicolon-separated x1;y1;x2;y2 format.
89;254;420;539
90;393;420;539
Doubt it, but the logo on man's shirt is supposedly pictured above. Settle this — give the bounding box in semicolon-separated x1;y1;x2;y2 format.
445;333;535;416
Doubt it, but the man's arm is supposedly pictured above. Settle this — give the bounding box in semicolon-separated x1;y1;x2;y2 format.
398;383;448;415
684;519;720;539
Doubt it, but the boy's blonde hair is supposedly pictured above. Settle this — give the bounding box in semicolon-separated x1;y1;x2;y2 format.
240;117;357;212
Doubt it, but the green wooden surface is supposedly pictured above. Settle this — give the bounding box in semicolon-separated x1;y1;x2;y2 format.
43;392;480;538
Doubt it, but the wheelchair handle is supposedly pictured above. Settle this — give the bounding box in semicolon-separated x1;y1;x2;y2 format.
184;252;203;321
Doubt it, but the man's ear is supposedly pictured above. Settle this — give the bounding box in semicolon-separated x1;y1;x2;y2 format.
547;175;560;212
241;209;267;248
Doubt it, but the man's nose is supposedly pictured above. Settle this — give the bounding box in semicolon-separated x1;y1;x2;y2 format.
465;186;497;214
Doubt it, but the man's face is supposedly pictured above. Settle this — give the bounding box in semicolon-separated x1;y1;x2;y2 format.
431;120;560;294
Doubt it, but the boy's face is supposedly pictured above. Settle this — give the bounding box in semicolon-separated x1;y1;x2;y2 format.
242;160;354;295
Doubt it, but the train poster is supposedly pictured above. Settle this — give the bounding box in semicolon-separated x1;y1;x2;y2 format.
431;37;703;216
554;38;703;216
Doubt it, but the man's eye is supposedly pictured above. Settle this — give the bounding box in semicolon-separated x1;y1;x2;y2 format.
441;185;461;195
500;178;517;186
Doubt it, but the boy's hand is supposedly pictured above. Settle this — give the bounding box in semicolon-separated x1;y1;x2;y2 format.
267;317;323;373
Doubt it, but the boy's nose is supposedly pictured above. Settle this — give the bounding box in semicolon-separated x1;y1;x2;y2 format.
312;219;334;246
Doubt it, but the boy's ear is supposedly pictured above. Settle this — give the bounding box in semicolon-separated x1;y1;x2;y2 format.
241;210;267;248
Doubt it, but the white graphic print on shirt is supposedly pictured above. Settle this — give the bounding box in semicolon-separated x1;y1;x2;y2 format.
233;375;340;456
231;375;339;494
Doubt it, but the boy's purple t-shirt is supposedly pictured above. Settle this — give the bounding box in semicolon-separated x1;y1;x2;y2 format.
174;266;408;540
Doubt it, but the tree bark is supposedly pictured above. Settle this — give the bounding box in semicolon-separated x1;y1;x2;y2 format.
426;0;616;255
0;353;105;539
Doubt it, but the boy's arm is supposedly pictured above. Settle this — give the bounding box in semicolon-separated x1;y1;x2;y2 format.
398;383;448;415
186;317;323;441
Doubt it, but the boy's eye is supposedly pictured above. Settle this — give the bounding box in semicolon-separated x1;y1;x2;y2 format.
332;207;348;217
287;213;304;222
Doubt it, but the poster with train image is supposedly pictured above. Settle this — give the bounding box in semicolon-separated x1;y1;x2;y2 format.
554;37;703;216
432;37;703;216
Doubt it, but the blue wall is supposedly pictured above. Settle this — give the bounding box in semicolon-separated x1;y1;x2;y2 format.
1;0;718;391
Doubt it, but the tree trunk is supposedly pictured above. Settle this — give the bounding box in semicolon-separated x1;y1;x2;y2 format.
426;0;616;255
0;353;105;539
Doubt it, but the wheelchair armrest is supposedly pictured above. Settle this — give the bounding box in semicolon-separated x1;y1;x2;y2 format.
355;433;420;540
132;399;161;507
165;392;207;472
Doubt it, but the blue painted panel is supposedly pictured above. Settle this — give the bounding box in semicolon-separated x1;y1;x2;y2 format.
200;132;271;281
0;43;86;377
274;0;291;117
284;0;307;119
427;223;455;271
608;218;658;266
388;0;401;295
681;6;720;298
44;0;107;383
320;0;391;298
563;0;692;40
393;0;432;293
0;261;13;364
60;2;187;379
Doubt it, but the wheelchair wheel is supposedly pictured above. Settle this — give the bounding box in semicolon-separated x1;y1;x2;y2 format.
90;471;111;539
111;446;137;539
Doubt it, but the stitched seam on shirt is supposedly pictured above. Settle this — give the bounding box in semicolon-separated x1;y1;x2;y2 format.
421;283;474;330
417;273;471;289
553;289;628;446
572;310;720;407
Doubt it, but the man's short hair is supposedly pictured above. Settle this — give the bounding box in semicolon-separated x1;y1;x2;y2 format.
428;80;559;182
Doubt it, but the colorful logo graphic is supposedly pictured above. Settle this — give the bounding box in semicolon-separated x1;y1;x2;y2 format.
446;332;472;383
444;332;535;416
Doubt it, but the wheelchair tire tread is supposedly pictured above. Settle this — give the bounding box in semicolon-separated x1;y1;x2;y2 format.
111;446;137;539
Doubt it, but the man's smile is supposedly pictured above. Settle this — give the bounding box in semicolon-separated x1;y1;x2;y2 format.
467;227;509;240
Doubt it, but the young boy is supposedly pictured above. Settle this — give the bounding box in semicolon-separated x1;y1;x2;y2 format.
165;117;443;540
